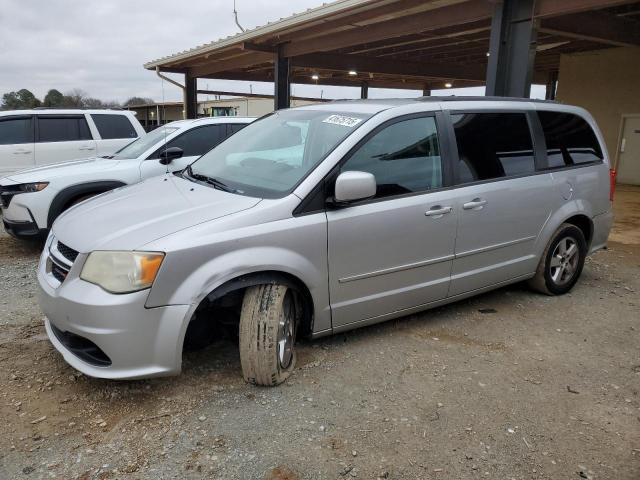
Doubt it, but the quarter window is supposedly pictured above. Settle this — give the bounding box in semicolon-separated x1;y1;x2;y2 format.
537;111;603;168
340;116;442;199
451;112;536;184
91;114;138;140
37;116;92;142
0;117;33;145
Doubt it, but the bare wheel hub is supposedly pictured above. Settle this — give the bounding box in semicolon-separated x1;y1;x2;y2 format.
277;292;296;369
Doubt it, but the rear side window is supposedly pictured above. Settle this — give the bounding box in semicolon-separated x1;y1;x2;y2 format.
228;123;248;135
37;116;92;143
91;114;138;139
537;111;603;168
452;112;536;184
0;117;33;145
150;124;227;158
340;116;442;199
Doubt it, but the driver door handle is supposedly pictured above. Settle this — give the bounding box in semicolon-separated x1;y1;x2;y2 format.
425;205;452;217
463;198;488;210
79;146;95;151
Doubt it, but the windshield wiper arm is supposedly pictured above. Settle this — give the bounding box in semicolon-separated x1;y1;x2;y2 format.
185;165;235;192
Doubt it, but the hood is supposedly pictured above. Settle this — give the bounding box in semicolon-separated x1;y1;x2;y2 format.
52;174;261;252
6;157;125;184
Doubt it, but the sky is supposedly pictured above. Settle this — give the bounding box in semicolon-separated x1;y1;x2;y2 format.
0;0;545;103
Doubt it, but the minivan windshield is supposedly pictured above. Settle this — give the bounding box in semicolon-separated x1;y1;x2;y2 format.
188;109;371;198
111;126;179;159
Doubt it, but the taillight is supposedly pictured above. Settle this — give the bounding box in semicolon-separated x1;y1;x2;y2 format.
609;169;617;202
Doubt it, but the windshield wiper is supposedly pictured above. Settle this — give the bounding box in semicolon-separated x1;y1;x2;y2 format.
184;165;235;193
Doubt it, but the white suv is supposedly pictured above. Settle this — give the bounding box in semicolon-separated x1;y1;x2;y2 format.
0;109;145;175
0;116;253;239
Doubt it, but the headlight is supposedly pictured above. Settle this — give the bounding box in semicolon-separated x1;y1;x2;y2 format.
80;251;164;294
20;182;49;192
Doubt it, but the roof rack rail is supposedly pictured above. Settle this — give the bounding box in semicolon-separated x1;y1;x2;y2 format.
32;106;124;110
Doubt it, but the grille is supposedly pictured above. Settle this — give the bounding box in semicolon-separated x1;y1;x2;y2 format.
57;242;79;263
0;185;21;208
51;262;69;283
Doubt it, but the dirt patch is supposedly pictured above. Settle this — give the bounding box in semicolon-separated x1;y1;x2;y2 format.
1;225;639;479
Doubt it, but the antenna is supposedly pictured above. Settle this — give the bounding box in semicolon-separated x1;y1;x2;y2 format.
233;0;245;32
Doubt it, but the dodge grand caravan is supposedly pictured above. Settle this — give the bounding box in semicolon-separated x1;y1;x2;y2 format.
37;98;613;386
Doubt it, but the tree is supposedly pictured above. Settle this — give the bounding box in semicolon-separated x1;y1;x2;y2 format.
61;88;87;108
43;89;65;107
124;96;154;107
1;89;41;110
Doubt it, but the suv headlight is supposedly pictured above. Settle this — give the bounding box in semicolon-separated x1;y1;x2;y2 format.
20;182;49;192
80;251;165;294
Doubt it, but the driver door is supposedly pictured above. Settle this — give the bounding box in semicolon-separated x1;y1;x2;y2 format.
140;124;228;179
327;115;458;328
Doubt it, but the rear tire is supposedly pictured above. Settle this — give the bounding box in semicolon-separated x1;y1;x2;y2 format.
528;223;587;295
239;284;299;386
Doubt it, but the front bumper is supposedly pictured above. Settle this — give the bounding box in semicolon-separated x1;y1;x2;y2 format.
2;215;46;239
37;243;191;379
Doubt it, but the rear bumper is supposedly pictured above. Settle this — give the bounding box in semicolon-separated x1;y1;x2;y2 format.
590;209;614;253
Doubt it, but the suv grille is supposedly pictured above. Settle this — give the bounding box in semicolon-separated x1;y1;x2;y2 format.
0;185;21;208
57;242;79;263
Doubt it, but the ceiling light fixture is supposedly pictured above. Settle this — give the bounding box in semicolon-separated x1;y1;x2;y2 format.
311;74;319;80
348;70;357;76
445;82;453;88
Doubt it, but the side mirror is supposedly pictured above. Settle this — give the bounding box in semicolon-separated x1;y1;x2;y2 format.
159;146;184;165
334;171;376;203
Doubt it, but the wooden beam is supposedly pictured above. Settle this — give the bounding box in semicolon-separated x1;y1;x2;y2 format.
196;89;330;102
540;11;640;47
290;51;485;81
535;0;638;18
189;51;272;77
281;1;493;57
241;42;277;53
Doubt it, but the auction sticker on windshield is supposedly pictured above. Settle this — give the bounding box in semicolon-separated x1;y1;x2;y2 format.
322;114;364;128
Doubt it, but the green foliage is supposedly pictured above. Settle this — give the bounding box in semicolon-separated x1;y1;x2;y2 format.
124;96;154;107
43;89;65;107
1;89;42;109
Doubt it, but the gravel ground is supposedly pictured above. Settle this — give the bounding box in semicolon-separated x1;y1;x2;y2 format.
1;190;639;480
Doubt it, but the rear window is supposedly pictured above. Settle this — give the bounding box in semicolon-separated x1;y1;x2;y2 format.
37;116;92;143
91;114;138;139
0;117;33;145
452;112;536;184
537;111;603;168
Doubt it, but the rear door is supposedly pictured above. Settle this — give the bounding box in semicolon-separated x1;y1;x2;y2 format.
34;115;96;165
140;123;229;178
0;115;34;174
327;114;458;328
447;110;553;296
89;113;140;156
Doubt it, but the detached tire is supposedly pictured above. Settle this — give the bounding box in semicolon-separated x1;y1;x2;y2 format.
239;284;299;386
528;223;587;295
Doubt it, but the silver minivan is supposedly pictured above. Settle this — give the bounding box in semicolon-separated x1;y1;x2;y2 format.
37;98;613;385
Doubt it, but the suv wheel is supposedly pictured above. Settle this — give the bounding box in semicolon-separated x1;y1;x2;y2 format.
239;284;299;386
529;223;587;295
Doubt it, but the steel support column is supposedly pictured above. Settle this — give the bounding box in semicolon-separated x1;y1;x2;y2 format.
360;82;369;99
485;0;537;98
274;47;291;110
184;73;198;119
